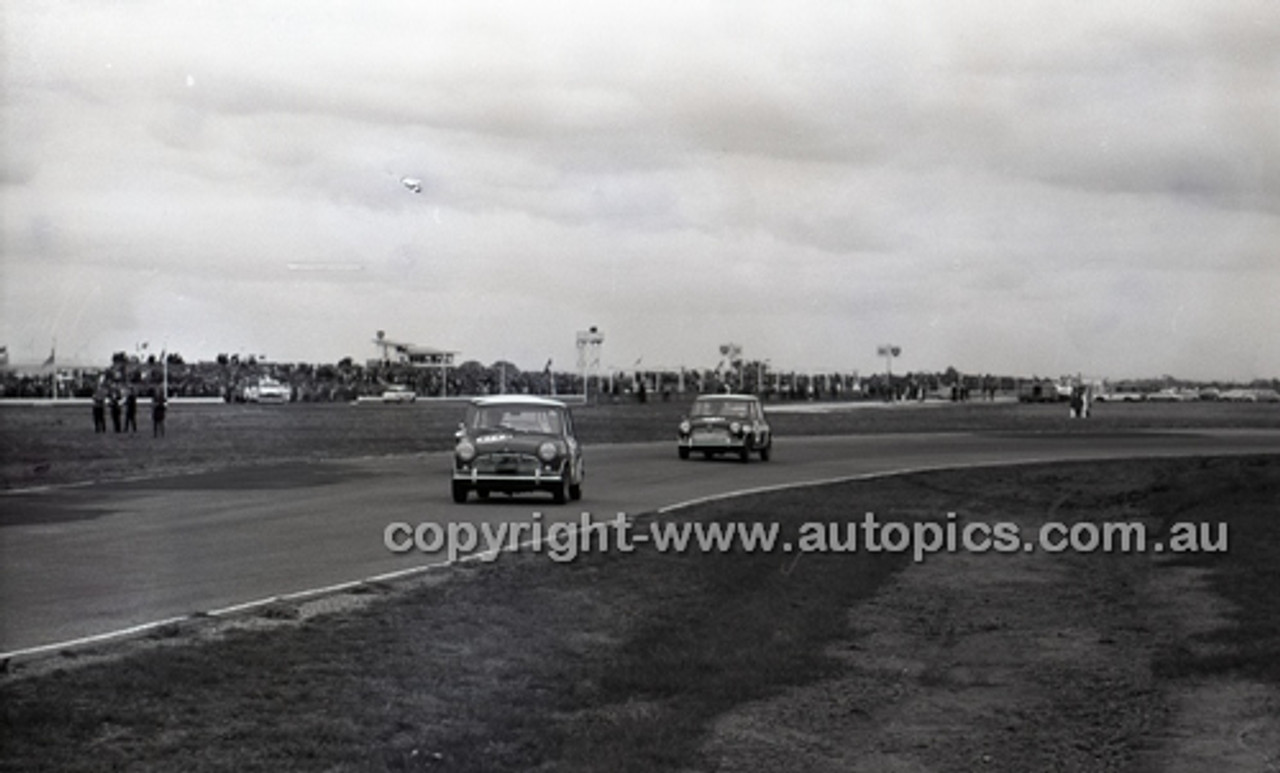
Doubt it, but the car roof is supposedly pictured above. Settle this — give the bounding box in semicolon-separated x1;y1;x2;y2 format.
694;393;760;402
469;395;568;408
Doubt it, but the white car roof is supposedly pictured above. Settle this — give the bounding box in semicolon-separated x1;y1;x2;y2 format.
470;395;568;408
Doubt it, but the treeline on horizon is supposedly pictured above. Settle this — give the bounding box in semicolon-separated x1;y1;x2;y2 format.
2;352;1276;402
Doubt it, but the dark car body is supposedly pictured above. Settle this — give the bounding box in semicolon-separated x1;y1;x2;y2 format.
677;394;772;462
451;396;584;503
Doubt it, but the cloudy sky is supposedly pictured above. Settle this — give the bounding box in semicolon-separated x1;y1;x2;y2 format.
3;2;1277;380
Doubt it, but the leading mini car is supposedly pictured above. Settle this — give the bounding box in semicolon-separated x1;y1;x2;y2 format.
451;396;584;504
677;394;772;462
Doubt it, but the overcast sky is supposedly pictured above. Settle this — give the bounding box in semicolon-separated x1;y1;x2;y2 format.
3;2;1277;380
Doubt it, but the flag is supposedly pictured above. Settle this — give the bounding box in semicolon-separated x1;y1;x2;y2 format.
43;347;55;366
543;358;552;375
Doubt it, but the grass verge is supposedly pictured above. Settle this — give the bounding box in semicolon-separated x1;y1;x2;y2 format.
1;455;1277;771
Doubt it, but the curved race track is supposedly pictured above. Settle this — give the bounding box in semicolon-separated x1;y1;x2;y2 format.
2;429;1278;655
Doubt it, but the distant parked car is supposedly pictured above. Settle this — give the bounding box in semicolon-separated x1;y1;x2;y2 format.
1146;389;1197;402
1103;391;1146;402
1253;388;1280;403
677;394;772;462
245;377;290;404
451;396;583;504
1220;389;1263;402
381;385;417;403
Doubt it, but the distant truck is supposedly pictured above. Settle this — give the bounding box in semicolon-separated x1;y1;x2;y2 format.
1017;379;1066;403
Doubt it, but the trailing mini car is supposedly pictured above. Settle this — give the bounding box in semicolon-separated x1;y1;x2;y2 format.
451;396;584;504
677;394;772;462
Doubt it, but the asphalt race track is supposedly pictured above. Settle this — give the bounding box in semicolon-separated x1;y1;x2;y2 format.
2;430;1278;655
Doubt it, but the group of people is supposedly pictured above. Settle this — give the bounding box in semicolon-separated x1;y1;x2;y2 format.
92;388;167;437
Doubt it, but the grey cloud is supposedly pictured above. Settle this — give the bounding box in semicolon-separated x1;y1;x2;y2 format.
4;2;1277;379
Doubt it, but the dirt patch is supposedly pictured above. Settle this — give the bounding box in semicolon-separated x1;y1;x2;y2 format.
1142;562;1280;772
698;491;1279;772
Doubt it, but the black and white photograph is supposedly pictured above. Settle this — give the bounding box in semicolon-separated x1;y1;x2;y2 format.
2;2;1278;770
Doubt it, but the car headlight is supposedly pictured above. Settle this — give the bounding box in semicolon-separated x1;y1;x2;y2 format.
537;441;559;462
456;440;476;462
679;420;691;435
729;421;743;435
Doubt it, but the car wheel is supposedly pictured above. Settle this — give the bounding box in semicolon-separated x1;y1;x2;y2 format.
759;443;771;462
552;477;569;505
739;447;750;463
678;447;690;460
569;460;584;500
451;481;469;504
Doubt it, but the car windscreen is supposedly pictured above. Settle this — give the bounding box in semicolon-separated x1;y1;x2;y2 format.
690;400;751;418
468;406;564;434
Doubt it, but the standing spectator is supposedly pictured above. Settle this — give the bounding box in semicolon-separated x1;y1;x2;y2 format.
1070;386;1085;418
124;389;138;432
92;387;107;433
109;391;123;432
152;391;167;437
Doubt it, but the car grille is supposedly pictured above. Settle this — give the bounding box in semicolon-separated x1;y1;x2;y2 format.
474;453;541;475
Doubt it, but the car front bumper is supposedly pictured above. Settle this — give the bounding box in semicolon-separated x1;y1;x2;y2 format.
678;430;749;451
454;456;567;489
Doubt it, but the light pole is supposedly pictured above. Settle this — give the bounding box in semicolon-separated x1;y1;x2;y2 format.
129;341;149;402
877;345;900;401
576;327;604;402
719;343;742;392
